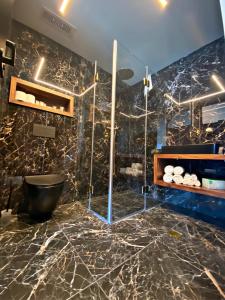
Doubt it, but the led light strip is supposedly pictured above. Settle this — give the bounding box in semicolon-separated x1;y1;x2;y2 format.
164;75;225;106
212;74;225;91
34;57;97;97
120;111;154;119
135;105;153;114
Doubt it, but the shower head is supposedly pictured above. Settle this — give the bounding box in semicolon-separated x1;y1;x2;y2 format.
117;68;134;81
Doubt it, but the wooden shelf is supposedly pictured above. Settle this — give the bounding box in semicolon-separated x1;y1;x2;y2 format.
155;180;225;199
154;154;225;199
154;154;225;160
9;77;74;117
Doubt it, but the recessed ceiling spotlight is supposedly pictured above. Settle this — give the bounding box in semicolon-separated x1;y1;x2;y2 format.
159;0;168;8
59;0;71;15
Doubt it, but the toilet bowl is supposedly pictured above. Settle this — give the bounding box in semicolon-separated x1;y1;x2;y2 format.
24;174;65;219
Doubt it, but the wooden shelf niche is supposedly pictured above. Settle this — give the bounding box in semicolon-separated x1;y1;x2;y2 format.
154;154;225;199
9;77;74;117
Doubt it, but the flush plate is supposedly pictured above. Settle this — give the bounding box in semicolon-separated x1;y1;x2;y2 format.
33;124;56;138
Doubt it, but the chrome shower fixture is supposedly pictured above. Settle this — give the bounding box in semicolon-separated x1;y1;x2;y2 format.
117;68;134;81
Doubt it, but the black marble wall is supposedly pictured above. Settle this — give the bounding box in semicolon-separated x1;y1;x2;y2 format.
0;20;111;212
1;20;224;224
152;37;225;147
150;37;225;224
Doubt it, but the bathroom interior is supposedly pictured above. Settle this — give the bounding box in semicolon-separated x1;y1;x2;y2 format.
1;0;225;299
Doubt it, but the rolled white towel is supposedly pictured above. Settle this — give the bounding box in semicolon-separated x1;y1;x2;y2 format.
125;167;132;175
120;168;126;174
184;173;191;180
183;178;194;186
183;179;189;185
132;163;143;170
132;169;138;177
188;179;195;186
191;174;198;181
15;90;26;101
174;166;184;176
173;175;184;184
164;165;174;175
163;173;173;183
138;170;143;176
26;94;36;103
195;180;201;187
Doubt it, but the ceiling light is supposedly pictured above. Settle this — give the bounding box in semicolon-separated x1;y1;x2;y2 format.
59;0;71;15
159;0;168;8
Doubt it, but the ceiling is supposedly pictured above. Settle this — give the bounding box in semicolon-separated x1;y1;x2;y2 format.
12;0;224;81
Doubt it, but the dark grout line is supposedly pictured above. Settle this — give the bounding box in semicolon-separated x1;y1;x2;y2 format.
55;214;185;299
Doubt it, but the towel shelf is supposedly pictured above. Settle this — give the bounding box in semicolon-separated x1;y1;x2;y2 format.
154;154;225;199
9;76;74;117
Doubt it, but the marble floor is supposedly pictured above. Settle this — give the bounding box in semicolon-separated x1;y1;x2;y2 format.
86;190;147;221
1;201;225;300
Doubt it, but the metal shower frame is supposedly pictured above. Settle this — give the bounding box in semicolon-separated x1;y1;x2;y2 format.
88;40;152;224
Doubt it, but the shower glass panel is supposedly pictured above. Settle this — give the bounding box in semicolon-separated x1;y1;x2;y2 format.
88;63;112;221
112;41;147;222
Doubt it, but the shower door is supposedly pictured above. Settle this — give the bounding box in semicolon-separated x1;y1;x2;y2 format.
111;41;149;222
87;41;151;223
88;63;112;222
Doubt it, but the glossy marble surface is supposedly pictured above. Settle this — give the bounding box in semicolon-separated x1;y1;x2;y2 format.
1;201;225;299
1;20;225;230
150;36;225;220
0;20;112;211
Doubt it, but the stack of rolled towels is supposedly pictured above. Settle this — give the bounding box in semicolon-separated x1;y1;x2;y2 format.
120;163;143;177
16;90;36;104
163;165;201;187
15;90;64;111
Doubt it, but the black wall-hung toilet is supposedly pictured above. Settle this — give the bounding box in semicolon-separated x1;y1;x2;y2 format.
24;174;65;219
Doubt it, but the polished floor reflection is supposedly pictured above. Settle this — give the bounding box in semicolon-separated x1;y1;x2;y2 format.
1;201;225;299
88;190;145;221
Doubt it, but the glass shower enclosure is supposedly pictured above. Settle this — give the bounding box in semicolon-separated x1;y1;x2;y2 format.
88;40;151;224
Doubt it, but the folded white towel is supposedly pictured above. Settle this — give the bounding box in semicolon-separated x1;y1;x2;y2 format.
163;174;173;183
174;166;184;175
173;175;184;184
164;165;174;175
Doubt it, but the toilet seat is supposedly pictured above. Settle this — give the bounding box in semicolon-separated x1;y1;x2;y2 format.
24;174;65;220
24;174;65;186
